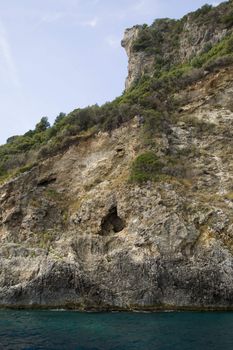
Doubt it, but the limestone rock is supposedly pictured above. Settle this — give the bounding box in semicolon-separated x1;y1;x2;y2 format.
1;3;233;310
122;3;232;89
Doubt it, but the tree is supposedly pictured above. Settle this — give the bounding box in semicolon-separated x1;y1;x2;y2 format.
54;112;66;125
35;117;50;133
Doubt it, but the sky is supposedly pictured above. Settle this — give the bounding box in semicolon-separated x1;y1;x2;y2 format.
0;0;220;144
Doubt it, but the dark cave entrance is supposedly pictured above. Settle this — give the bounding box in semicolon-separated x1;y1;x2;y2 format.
99;206;125;235
37;177;57;187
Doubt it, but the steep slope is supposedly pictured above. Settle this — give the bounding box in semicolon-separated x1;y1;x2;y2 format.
1;1;233;310
122;1;233;89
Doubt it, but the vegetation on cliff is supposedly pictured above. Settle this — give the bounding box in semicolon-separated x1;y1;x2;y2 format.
1;1;233;185
129;152;163;182
1;2;233;310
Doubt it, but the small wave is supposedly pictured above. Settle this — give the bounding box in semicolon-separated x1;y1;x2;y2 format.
50;309;66;312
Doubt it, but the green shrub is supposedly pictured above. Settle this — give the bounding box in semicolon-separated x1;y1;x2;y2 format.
191;33;233;69
129;152;163;182
142;110;166;146
193;4;212;19
203;55;233;72
16;163;36;175
35;117;50;133
222;11;233;28
54;112;66;125
132;27;154;51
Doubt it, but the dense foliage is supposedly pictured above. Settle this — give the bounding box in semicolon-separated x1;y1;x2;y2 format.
129;152;163;182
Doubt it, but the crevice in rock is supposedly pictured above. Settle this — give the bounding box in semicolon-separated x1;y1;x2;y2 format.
37;177;57;187
99;206;125;236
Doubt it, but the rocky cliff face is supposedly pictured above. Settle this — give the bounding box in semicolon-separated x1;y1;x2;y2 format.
1;2;233;310
122;2;232;89
121;26;155;90
1;66;233;310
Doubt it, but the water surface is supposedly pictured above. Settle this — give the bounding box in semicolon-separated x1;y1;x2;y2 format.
0;310;233;349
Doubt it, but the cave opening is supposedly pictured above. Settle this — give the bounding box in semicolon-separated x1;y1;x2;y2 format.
99;206;125;235
37;177;57;187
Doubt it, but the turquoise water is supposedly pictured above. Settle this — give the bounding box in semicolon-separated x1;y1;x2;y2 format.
0;311;233;349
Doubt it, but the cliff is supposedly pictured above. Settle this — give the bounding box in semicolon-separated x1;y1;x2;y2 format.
1;1;233;310
122;2;232;89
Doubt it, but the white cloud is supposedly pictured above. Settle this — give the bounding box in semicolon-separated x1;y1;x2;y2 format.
40;11;98;28
81;17;98;28
0;21;20;88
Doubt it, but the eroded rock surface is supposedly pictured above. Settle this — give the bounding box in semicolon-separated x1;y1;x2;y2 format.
1;65;233;309
1;2;233;310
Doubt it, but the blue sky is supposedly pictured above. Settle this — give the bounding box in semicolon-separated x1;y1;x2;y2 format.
0;0;219;144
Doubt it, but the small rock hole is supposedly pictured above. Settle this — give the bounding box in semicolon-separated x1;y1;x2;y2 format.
100;206;125;235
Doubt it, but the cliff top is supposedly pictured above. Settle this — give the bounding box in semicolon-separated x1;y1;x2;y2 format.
122;1;233;89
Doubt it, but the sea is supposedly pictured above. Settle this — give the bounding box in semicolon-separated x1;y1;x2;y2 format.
0;310;233;349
